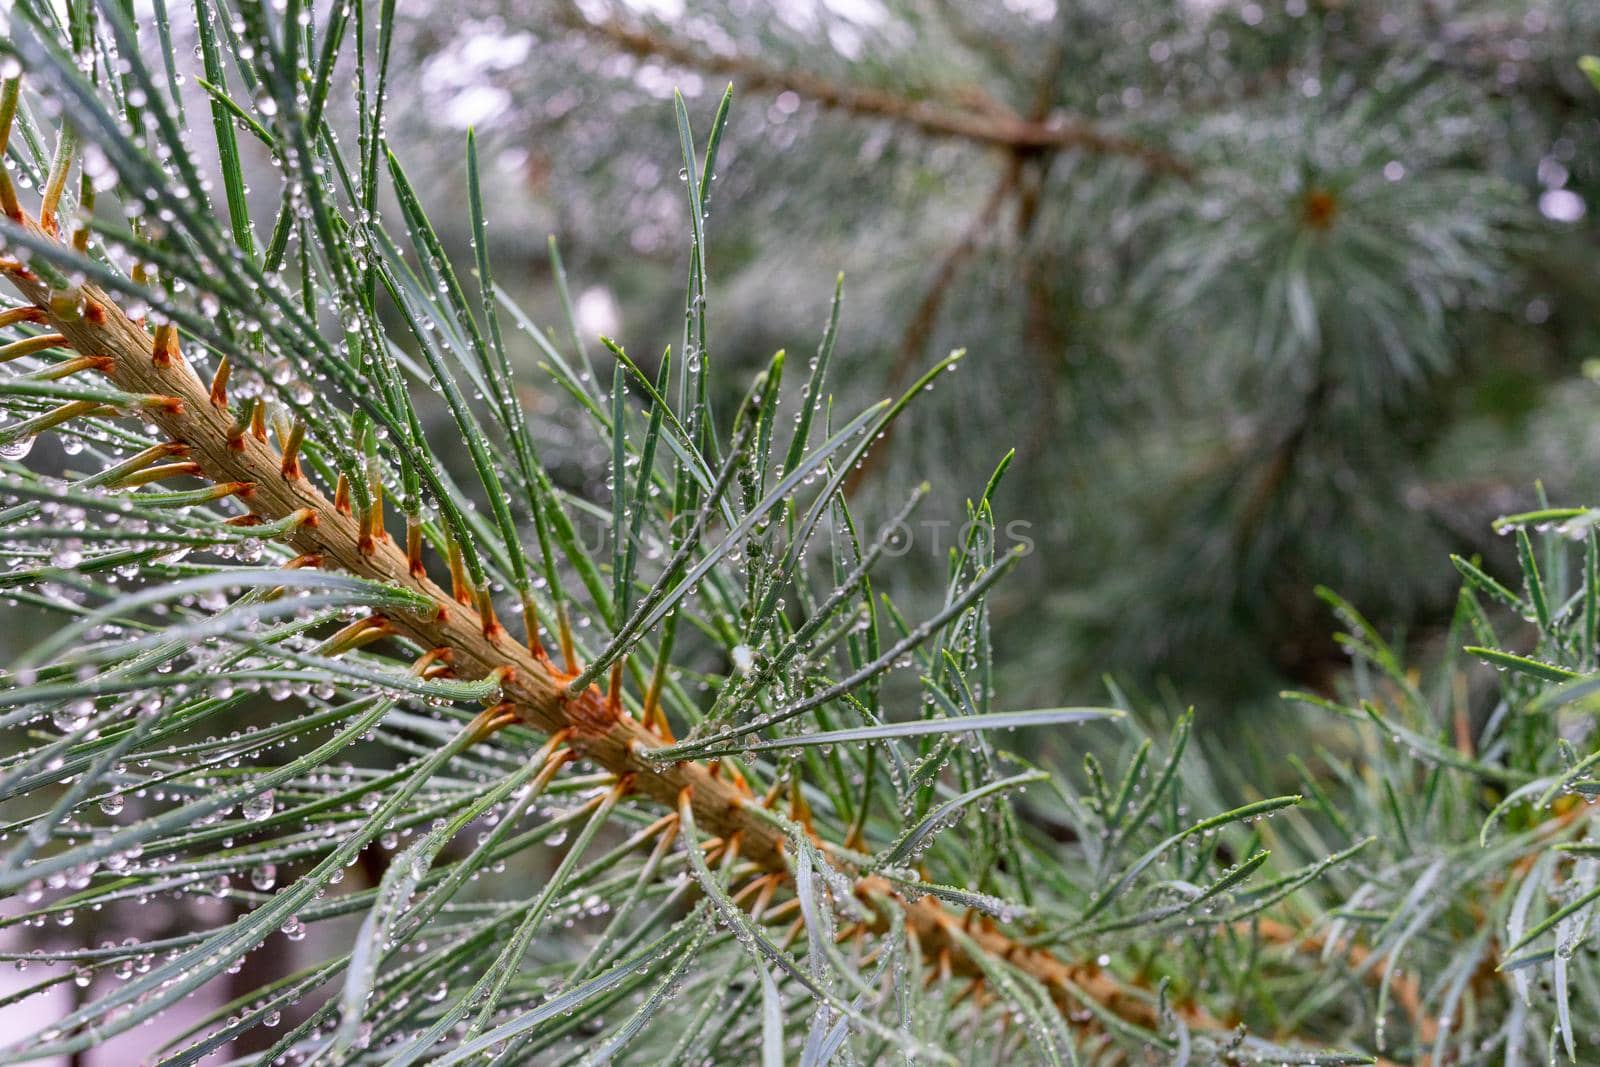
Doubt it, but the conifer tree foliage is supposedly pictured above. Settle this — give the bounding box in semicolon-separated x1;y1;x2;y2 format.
385;0;1600;704
1;2;1600;1066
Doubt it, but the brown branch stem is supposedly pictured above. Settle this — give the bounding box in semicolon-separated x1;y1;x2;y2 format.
843;159;1021;496
562;12;1195;178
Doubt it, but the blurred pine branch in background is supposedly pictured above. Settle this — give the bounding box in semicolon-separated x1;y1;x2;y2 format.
386;0;1600;707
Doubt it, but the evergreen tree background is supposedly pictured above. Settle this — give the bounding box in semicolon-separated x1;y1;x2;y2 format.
388;0;1600;707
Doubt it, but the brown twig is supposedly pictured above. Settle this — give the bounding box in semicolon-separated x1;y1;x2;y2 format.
562;7;1195;499
843;11;1080;496
842;159;1021;495
561;12;1195;178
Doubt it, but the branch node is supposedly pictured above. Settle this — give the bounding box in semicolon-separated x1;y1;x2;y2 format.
406;515;426;578
477;587;507;641
278;418;306;480
606;658;625;719
151;323;180;368
209;356;231;408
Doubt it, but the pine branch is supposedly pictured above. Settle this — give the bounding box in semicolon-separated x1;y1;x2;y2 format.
5;5;1563;1056
0;203;1209;1045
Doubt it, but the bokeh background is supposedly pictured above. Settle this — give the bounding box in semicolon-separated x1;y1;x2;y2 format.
383;0;1600;714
